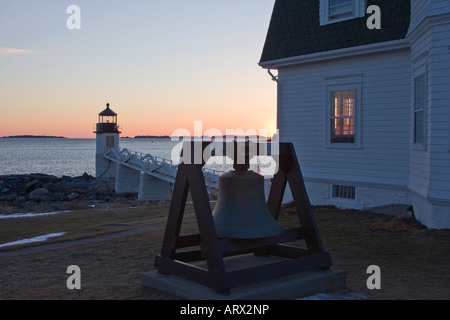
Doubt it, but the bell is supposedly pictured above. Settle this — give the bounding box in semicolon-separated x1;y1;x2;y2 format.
212;169;283;239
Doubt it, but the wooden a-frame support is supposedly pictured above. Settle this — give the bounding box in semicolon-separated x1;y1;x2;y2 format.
154;142;333;294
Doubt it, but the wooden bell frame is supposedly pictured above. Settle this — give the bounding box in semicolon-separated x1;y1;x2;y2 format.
154;141;333;294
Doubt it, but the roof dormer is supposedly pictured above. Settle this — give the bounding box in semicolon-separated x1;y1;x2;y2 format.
320;0;367;25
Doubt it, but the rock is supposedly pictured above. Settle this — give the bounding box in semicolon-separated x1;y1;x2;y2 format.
50;192;64;201
28;195;50;202
50;201;68;211
24;180;40;192
28;188;50;202
71;188;86;194
29;188;50;196
7;193;18;202
24;200;37;208
1;188;11;194
0;174;118;214
30;173;59;183
42;175;59;183
95;189;114;197
16;196;27;203
66;192;79;201
82;172;92;181
46;182;65;193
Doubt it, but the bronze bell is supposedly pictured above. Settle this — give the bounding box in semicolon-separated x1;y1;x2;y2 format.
212;142;282;239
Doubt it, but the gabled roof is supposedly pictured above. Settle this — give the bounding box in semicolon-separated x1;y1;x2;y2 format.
260;0;411;64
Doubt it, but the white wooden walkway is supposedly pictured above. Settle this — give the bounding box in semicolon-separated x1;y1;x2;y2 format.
103;148;224;196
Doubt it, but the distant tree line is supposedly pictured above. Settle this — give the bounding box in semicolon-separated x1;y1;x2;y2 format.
132;135;171;139
1;135;66;139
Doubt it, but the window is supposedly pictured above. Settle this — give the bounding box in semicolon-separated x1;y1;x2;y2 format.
325;73;362;148
106;136;115;148
332;185;356;200
414;74;426;145
320;0;366;25
329;0;354;19
331;90;355;144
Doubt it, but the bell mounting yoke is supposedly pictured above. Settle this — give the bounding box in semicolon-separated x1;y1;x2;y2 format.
153;139;333;295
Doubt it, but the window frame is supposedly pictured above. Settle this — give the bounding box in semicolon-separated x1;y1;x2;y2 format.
325;74;363;149
414;73;427;147
331;184;356;200
412;56;428;151
330;89;357;144
320;0;365;25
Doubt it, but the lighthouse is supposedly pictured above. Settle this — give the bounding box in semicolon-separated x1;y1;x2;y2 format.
94;103;121;178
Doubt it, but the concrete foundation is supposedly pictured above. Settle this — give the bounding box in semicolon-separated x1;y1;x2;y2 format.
142;254;346;300
304;180;411;210
115;164;141;195
138;172;172;202
411;192;450;230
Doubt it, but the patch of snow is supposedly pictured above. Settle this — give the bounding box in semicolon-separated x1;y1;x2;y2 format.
298;293;367;300
186;201;216;204
0;232;66;248
0;210;71;219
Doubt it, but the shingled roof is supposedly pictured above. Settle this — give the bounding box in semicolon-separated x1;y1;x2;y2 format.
260;0;411;63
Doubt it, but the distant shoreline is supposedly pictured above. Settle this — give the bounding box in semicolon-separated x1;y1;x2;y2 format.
2;135;272;140
0;136;172;139
130;135;171;139
1;135;67;139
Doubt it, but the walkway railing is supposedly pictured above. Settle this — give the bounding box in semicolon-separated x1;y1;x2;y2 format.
103;148;225;195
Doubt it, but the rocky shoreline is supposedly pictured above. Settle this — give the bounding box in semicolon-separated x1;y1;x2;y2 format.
0;173;144;214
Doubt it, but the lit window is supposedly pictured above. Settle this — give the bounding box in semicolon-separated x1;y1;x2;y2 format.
331;90;355;144
326;74;362;148
414;74;426;145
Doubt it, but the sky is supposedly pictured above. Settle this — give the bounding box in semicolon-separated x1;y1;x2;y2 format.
0;0;277;138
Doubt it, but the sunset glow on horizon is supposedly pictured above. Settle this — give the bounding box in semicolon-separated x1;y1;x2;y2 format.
0;1;277;139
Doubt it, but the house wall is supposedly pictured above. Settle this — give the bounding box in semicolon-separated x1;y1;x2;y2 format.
428;22;450;201
408;29;432;200
409;0;431;32
407;0;450;228
277;47;412;209
429;0;450;16
409;0;450;34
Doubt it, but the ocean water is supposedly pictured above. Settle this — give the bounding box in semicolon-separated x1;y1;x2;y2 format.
0;138;179;177
0;137;276;177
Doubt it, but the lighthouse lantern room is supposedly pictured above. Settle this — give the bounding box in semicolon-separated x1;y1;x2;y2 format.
95;103;120;178
95;103;120;134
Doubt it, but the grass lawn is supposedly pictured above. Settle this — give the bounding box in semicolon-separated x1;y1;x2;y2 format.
0;203;449;300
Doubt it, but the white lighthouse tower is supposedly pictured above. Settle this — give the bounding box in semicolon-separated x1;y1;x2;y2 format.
95;103;121;178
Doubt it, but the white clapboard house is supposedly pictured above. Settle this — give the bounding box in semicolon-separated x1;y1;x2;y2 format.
259;0;450;229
